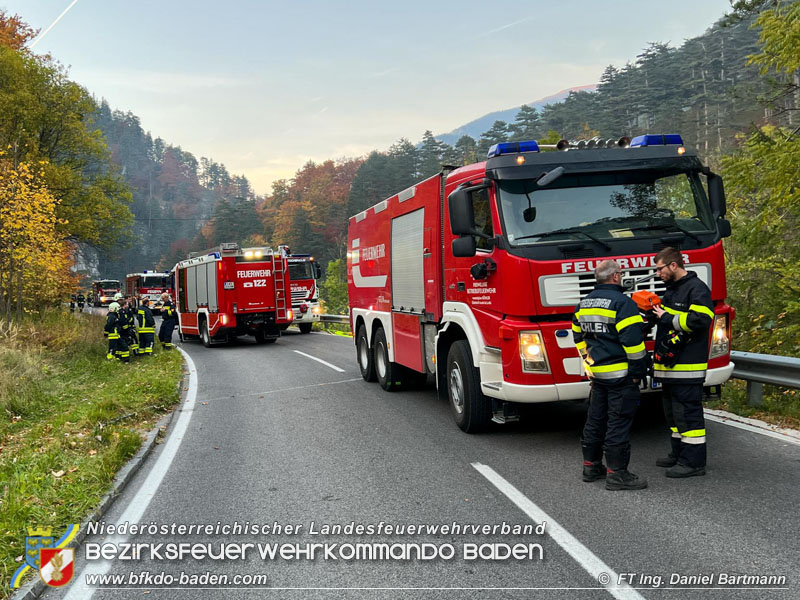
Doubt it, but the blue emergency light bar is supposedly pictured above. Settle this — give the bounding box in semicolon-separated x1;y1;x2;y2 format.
630;134;684;147
487;140;540;158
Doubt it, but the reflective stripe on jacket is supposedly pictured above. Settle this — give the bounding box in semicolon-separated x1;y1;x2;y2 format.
572;283;647;383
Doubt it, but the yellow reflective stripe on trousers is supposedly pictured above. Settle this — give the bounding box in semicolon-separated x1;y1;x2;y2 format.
616;315;644;332
108;333;120;339
682;429;706;437
139;327;155;333
690;304;715;319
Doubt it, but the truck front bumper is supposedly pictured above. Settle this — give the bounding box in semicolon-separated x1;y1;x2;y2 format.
481;363;736;403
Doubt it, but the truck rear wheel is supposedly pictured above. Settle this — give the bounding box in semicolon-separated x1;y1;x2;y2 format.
447;340;491;433
254;330;266;344
299;323;313;334
357;325;376;382
374;327;403;391
200;319;213;348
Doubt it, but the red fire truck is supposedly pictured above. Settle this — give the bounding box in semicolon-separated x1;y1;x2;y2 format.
285;252;323;334
347;134;735;432
125;270;170;313
173;243;293;346
92;279;121;306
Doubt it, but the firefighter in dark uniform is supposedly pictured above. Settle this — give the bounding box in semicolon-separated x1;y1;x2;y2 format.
69;294;76;313
573;260;649;491
123;296;140;356
76;292;85;313
104;302;130;363
137;298;156;356
159;293;177;349
652;247;714;478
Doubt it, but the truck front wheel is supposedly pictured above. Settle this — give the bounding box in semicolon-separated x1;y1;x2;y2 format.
200;319;213;348
356;325;376;382
447;340;491;433
299;323;313;334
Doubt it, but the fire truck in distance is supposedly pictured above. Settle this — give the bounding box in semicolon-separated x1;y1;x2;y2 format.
125;270;170;313
92;279;121;306
284;251;323;334
173;243;293;346
347;133;735;432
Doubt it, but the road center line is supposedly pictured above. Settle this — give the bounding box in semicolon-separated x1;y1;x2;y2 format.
471;463;646;600
63;348;199;600
293;350;345;372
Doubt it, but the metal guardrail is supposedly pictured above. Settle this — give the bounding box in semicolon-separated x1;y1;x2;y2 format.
320;314;350;324
729;350;800;406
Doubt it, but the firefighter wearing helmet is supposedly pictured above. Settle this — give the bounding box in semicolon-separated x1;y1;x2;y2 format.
159;292;177;350
104;302;130;363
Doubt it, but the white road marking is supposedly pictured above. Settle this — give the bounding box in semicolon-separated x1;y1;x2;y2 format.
704;409;800;446
472;463;646;600
63;347;199;600
293;350;345;372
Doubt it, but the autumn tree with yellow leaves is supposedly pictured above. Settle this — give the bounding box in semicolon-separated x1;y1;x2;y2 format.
0;153;74;319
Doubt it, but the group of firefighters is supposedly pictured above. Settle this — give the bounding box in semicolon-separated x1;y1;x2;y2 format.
103;292;177;362
69;292;90;313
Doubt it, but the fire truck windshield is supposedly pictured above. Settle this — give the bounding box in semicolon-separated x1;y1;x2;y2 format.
289;262;314;280
497;171;715;246
97;280;119;288
142;276;165;288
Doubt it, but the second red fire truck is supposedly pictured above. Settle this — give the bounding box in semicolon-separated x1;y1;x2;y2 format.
125;270;170;313
347;134;735;432
173;243;293;346
286;252;322;334
92;279;121;306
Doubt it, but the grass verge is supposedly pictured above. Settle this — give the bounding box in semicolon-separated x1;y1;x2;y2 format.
0;309;183;597
707;378;800;430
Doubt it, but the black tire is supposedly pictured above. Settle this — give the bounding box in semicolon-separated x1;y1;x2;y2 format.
264;337;277;344
299;323;313;334
254;330;266;344
447;340;491;433
278;324;290;331
200;318;213;348
374;328;402;391
356;325;376;382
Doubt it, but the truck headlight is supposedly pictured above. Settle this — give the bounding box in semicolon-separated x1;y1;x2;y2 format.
519;331;549;373
709;314;730;359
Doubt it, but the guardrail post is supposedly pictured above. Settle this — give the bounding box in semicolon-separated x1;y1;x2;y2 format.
746;380;763;407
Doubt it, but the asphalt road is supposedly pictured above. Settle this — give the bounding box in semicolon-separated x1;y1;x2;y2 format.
40;327;800;599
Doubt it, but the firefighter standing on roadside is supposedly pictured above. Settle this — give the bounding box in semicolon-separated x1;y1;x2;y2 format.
76;291;85;313
159;292;177;349
652;247;714;478
104;302;130;363
123;295;140;356
573;259;649;491
69;294;76;313
137;298;156;356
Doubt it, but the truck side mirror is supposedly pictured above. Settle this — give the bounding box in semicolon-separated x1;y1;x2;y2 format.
313;263;322;279
452;236;477;258
448;187;476;236
717;218;732;238
708;172;726;218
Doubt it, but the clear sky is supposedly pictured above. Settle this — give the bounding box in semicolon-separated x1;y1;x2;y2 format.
3;0;734;194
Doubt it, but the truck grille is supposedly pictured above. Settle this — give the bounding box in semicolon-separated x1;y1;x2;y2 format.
539;264;711;308
291;289;308;301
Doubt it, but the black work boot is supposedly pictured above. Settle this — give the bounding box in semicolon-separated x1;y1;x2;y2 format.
582;461;606;482
665;464;706;478
605;469;648;491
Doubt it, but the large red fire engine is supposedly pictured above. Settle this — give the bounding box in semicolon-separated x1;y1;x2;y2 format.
285;252;323;334
125;270;170;313
92;279;121;306
173;243;293;346
347;134;735;432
